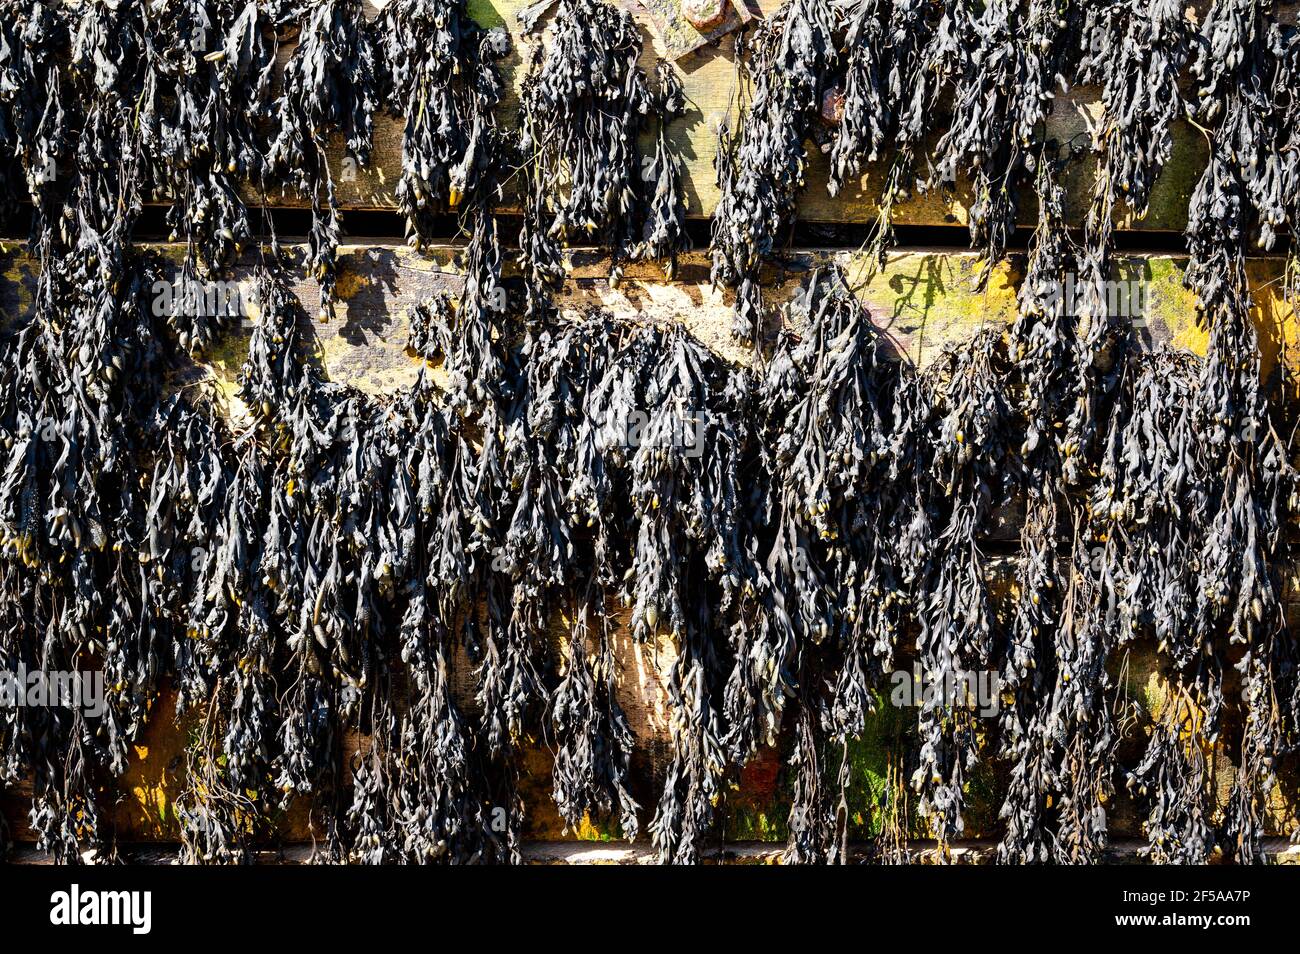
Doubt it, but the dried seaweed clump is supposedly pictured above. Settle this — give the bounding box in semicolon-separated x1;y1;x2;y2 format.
711;0;836;341
517;0;655;309
377;0;512;249
267;0;378;317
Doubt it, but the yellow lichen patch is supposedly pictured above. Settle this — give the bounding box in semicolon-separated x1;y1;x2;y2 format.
332;264;372;302
1141;664;1168;722
574;813;609;842
0;249;36;328
850;251;1021;367
129;784;170;827
1246;259;1300;390
1135;257;1208;356
1142;255;1299;386
320;329;421;396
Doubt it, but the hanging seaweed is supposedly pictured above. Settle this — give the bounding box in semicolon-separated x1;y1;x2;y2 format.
1276;29;1300;301
927;0;1076;280
399;241;538;861
486;313;641;837
829;0;940;275
710;0;836;341
376;0;511;249
171;422;282;865
903;329;1016;852
551;574;640;839
0;253;167;859
235;265;388;857
141;0;281;353
995;149;1076;864
0;0;181;857
1102;348;1219;862
381;318;515;863
827;0;889;195
584;323;752;863
517;0;653;305
633;63;691;279
0;3;66;232
1181;0;1298;863
3;0;1300;872
1053;0;1192;490
1079;0;1193;253
145;385;237;713
729;265;905;862
267;0;378;318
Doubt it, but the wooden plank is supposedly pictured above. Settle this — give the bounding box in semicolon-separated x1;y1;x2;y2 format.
7;241;1274;385
2;242;1298;850
283;0;1222;231
9;838;1300;864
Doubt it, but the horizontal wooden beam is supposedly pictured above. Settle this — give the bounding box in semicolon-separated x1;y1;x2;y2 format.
2;241;1297;853
7;838;1300;864
3;242;1292;384
274;0;1227;232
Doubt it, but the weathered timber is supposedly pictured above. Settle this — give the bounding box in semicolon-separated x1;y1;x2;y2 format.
1;242;1298;852
259;0;1251;233
1;242;1288;386
9;838;1300;864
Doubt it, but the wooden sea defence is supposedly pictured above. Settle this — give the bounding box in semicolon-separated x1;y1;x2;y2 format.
2;0;1299;864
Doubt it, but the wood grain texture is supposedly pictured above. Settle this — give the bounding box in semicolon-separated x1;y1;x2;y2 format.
279;0;1223;232
21;241;1275;383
